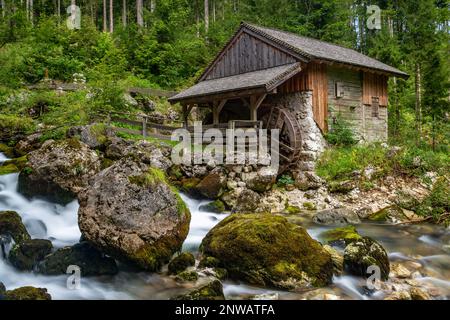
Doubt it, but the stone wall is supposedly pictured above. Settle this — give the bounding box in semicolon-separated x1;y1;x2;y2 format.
267;91;327;171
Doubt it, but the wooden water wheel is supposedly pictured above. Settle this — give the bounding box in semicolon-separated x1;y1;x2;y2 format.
263;107;302;174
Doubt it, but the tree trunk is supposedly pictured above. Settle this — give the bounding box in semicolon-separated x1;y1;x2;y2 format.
103;0;107;32
195;0;200;37
57;0;60;21
204;0;209;33
415;63;422;141
109;0;113;32
29;0;33;25
150;0;155;13
1;0;5;18
212;0;215;23
122;0;127;27
137;0;143;27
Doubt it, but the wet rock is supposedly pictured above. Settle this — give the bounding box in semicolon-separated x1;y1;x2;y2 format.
0;211;31;244
409;287;431;300
199;200;226;214
344;237;390;281
323;245;344;276
78;158;190;271
66;123;114;150
179;177;201;198
390;263;412;279
313;208;360;225
368;206;406;223
195;173;226;200
8;239;53;271
175;271;199;282
0;143;15;158
172;280;225;300
200;214;333;288
232;189;261;213
220;188;244;210
168;252;195;275
4;286;51;300
319;225;362;245
18;138;101;204
384;291;411;300
38;242;118;276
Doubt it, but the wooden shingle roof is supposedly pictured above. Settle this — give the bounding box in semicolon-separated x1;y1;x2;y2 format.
243;22;408;78
169;63;302;103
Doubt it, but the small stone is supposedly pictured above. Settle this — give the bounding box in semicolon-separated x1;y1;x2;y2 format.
168;252;195;275
409;287;431;300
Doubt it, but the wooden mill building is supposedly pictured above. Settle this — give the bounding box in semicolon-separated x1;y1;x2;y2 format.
169;22;408;171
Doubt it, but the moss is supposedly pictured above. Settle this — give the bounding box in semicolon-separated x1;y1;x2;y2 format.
0;211;31;244
199;256;220;268
0;163;19;175
285;205;302;215
175;271;199;282
89;123;108;145
4;286;51;300
168;165;184;180
64;137;83;149
100;157;114;170
0;143;15;158
8;239;53;271
202;200;226;213
319;225;362;245
303;202;317;211
328;180;356;194
200;214;333;288
172;280;225;300
128;167;167;187
168;252;195;275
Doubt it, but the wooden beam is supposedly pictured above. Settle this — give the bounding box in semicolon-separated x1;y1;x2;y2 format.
249;93;267;120
217;99;227;114
173;87;268;105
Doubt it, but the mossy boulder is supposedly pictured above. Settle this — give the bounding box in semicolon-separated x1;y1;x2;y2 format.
66;123;114;150
9;239;53;271
0;143;15;158
168;252;195;275
200;214;333;288
328;180;356;194
0;210;31;244
284;205;302;215
0;156;28;176
323;245;344;276
175;271;199;282
179;177;201;197
78;158;191;271
344;237;390;281
319;226;362;245
4;286;51;300
313;208;360;226
37;242;118;276
200;200;226;214
18;138;101;204
172;280;225;300
195;173;226;200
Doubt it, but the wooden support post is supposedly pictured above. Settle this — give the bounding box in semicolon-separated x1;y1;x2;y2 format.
249;94;267;121
182;104;194;128
142;116;147;138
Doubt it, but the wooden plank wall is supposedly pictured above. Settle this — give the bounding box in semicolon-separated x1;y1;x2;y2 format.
363;73;388;106
205;31;297;80
278;62;328;132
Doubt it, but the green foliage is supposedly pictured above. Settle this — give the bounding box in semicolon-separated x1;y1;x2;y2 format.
325;114;358;147
277;174;295;187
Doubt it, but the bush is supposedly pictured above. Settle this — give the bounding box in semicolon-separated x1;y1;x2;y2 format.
325;115;358;147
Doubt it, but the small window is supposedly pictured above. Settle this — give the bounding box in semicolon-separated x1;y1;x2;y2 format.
335;81;345;98
371;96;380;118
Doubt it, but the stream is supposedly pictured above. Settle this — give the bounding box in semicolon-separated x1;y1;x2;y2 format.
0;152;449;300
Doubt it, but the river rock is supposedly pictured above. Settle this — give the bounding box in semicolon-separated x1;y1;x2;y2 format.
232;189;261;213
4;286;51;300
323;245;344;276
195;173;226;200
104;136;134;160
294;171;324;191
200;214;333;288
38;242;118;276
313;208;361;225
0;211;31;245
168;252;195;275
344;237;390;281
78;158;191;271
18;138;101;204
409;287;431;300
172;280;225;300
199;200;226;214
244;167;277;193
66;123;114;150
319;225;362;245
8;239;53;271
13;133;43;157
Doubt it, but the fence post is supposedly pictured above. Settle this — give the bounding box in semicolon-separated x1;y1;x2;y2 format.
142;116;147;138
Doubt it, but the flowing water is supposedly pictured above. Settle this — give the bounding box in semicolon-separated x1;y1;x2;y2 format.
0;152;449;300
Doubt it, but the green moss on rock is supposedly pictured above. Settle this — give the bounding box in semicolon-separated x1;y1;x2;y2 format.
9;239;53;271
201;200;226;213
175;270;199;282
369;206;406;222
319;225;362;245
172;280;225;300
168;252;195;275
0;211;31;244
303;202;317;211
5;286;51;300
200;214;333;288
0;143;15;158
285;205;302;215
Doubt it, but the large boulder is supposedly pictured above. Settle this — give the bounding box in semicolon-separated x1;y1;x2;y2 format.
195;173;226;200
0;211;30;245
18;138;101;204
200;214;333;288
313;208;361;226
4;286;51;300
344;237;390;281
319;225;362;246
9;239;53;271
78;158;191;271
37;242;118;276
